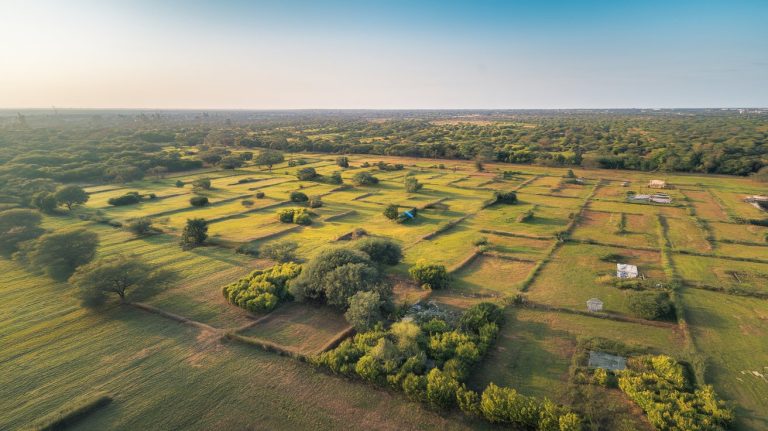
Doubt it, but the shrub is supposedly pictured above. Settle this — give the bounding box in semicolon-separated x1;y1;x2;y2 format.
125;218;154;236
290;191;308;202
404;177;423;193
190;196;209;207
480;383;540;428
308;195;323;208
352;171;379;186
336;156;349;168
175;180;185;187
383;204;399;221
409;261;450;289
222;262;302;312
277;208;296;223
192;178;211;190
241;199;254;207
180;218;208;248
426;368;460;409
293;211;312;225
255;191;265;199
353;237;403;265
296;167;318;181
107;192;142;206
260;241;299;262
628;291;675;320
516;209;534;223
493;191;518;205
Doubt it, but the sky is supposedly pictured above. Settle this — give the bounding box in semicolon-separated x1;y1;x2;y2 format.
0;0;766;109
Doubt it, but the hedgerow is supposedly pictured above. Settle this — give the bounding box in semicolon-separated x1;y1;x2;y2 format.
222;262;301;312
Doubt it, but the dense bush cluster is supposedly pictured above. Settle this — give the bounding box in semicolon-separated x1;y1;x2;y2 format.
277;208;313;225
409;260;450;289
627;291;675;321
493;191;518;205
189;196;209;207
618;355;733;431
352;171;379;186
222;262;302;312
315;302;581;429
108;191;148;206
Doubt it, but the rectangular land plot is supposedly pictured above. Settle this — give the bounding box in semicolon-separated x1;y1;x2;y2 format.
571;210;658;248
711;222;768;244
711;189;767;220
683;289;768;431
485;234;554;260
713;242;768;261
682;189;729;221
665;216;712;251
526;244;665;316
674;253;768;293
451;255;535;295
468;308;575;399
239;303;350;355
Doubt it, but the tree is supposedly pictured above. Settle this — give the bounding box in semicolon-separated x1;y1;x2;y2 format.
345;291;383;330
352;171;379;186
296;167;318;181
192;178;212;190
336;156;350;168
17;228;98;280
54;185;89;210
0;209;44;255
147;166;168;179
255;150;285;171
753;166;768;182
175;180;185;188
190;196;209;207
32;191;58;213
290;191;308;202
71;255;175;306
383;204;399;221
219;155;244;169
404;176;423;193
259;241;299;262
125;218;154;237
180;218;208;248
308;195;323;208
354;237;403;265
108;192;142;206
493;191;518;205
409;261;450;289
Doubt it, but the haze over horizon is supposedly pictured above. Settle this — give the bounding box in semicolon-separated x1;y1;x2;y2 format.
1;0;767;110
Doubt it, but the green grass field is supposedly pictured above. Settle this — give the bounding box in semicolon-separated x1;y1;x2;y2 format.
3;152;768;430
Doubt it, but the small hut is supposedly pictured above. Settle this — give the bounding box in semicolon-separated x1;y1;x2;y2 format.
586;298;603;312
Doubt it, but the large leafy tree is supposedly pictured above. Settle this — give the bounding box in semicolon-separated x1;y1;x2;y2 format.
71;255;176;306
54;185;89;210
255;150;284;171
17;228;98;280
0;209;44;255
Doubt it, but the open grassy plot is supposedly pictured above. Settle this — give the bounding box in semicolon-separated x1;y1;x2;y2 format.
526;244;665;316
0;261;477;431
710;189;767;220
711;221;768;244
468;308;575;399
484;233;554;260
674;253;768;293
681;189;730;221
238;303;351;355
665;215;712;251
451;255;536;295
713;242;768;261
571;210;658;248
683;289;768;431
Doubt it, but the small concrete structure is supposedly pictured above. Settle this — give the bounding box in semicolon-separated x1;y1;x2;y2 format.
617;263;638;279
648;179;667;189
745;195;768;211
650;193;672;204
586;298;604;312
588;351;627;371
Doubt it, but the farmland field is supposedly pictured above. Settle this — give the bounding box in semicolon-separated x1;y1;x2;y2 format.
2;150;767;430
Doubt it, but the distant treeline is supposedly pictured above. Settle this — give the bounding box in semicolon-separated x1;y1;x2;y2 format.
0;110;766;206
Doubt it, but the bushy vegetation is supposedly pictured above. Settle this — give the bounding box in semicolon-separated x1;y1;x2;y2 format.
289;191;308;202
222;262;302;312
259;241;299;262
189;196;209;207
628;291;675;321
180;218;208;249
383;204;399;221
107;191;144;206
404;176;423;193
618;355;733;431
352;237;403;266
409;260;450;289
315;302;580;428
493;191;518;205
352;171;379;186
277;208;313;225
0;209;44;255
125;217;156;237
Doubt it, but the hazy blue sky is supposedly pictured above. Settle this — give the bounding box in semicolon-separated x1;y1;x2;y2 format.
1;0;766;108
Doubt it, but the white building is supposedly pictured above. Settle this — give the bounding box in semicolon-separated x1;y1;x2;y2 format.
616;263;638;279
648;180;667;189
